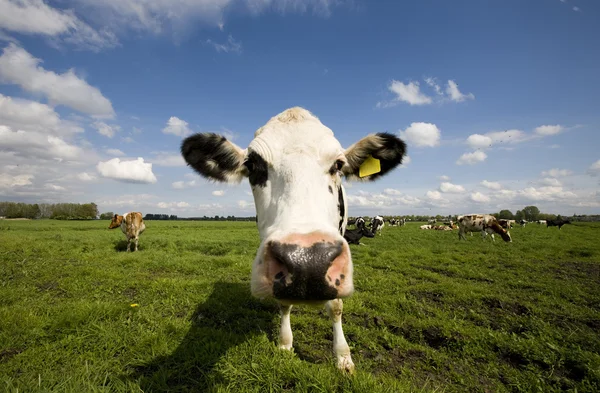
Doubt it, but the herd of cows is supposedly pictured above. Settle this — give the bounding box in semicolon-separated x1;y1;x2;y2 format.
106;107;573;373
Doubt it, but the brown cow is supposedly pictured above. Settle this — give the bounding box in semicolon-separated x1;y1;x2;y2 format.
109;212;146;251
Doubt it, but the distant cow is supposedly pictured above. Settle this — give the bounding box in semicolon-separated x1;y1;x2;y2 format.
520;219;528;227
109;212;146;251
354;217;366;229
389;218;398;226
344;225;375;245
458;214;512;242
537;220;546;225
371;216;385;236
547;218;571;229
180;106;406;372
428;218;437;225
420;224;432;230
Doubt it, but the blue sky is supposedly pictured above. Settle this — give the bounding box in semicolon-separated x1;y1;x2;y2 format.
1;0;599;217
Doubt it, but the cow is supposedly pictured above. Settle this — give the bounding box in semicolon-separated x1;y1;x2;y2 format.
420;224;432;230
457;214;512;242
371;215;385;236
343;225;375;245
434;225;452;231
498;219;511;230
180;107;406;372
399;217;406;226
389;218;398;226
108;212;146;252
428;218;437;225
520;219;528;227
547;218;571;229
354;216;366;230
537;220;546;225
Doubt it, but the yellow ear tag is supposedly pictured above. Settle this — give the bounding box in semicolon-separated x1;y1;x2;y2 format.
359;155;381;178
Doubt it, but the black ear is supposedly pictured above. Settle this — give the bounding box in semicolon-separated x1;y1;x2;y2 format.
181;133;246;183
343;132;406;181
113;214;118;219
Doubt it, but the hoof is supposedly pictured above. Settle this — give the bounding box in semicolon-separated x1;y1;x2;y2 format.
337;355;355;374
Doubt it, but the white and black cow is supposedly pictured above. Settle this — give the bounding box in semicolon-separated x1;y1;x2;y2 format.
343;225;375;245
354;216;366;230
181;107;406;372
547;218;571;229
370;215;385;236
457;214;512;242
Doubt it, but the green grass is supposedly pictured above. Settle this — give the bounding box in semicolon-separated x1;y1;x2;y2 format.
1;220;599;392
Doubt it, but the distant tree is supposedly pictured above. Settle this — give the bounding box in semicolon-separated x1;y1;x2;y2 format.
522;206;540;221
498;209;514;219
100;212;114;220
515;210;523;221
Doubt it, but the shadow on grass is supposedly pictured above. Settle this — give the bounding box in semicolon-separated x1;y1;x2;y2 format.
129;281;278;392
113;240;145;252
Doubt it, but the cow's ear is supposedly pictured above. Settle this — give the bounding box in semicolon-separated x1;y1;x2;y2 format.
343;133;406;181
181;133;247;183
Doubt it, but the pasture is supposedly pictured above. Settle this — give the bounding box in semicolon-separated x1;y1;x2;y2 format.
1;220;599;392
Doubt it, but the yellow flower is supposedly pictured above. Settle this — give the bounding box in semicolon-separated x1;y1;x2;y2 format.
130;304;139;307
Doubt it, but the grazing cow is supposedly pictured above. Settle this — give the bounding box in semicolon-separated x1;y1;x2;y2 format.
389;218;398;226
420;224;432;230
371;215;385;236
428;218;437;225
537;220;546;225
519;219;528;227
343;225;375;245
498;219;511;230
399;217;406;226
180;107;406;372
108;212;146;251
547;218;571;229
457;214;512;242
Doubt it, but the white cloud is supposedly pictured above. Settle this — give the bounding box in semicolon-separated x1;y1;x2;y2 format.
466;134;493;149
439;175;450;181
470;192;490;203
206;34;242;53
96;157;157;184
424;77;442;95
456;151;487;165
439;182;465;193
93;122;120;138
0;0;118;51
150;152;186;167
0;125;83;161
0;93;83;136
0;44;114;117
541;168;572;177
573;6;580;12
383;188;403;196
238;200;255;209
426;190;443;200
445;80;474;102
0;173;33;188
588;160;600;176
122;136;135;143
106;148;125;156
45;183;66;191
172;180;196;189
400;155;411;168
157;201;190;209
77;172;96;181
399;122;441;147
212;190;225;196
540;177;562;187
162;116;191;137
387;80;432;106
481;180;501;190
535;124;564;136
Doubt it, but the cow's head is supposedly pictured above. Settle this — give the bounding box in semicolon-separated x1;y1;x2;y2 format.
108;214;123;229
181;107;406;303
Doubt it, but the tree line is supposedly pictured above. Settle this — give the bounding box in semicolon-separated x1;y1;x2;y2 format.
0;202;99;220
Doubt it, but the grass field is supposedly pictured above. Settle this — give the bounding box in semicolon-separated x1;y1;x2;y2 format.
1;219;599;392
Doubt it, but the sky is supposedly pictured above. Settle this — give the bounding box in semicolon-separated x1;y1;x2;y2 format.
1;0;599;218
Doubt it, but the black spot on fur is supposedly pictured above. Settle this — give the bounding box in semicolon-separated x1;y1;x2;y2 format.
245;151;269;187
328;185;333;194
181;133;242;182
338;186;345;234
270;241;342;301
335;279;341;286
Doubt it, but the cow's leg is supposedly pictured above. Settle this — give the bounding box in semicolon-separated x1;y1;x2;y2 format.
278;304;293;350
134;236;139;251
326;299;354;373
126;236;132;252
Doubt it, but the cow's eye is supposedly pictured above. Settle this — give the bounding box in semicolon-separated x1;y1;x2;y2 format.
335;160;345;171
243;160;254;172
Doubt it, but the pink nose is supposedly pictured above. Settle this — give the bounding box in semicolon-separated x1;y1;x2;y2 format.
263;232;353;301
